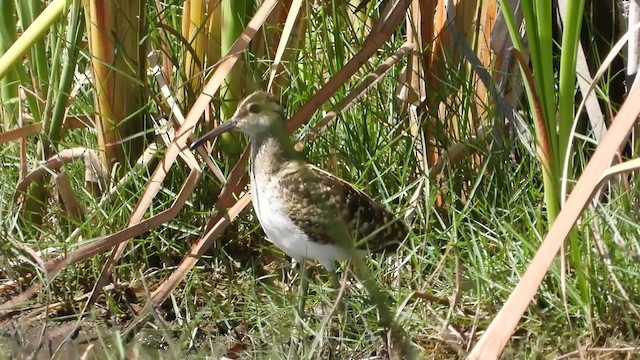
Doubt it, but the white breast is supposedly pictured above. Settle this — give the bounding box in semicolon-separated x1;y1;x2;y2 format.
250;175;348;271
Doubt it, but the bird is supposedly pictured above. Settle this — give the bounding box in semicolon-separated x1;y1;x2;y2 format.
191;91;407;314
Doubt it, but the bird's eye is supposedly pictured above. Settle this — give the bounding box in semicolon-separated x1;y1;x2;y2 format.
248;103;261;114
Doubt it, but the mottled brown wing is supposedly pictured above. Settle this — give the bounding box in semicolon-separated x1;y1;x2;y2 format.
278;161;407;252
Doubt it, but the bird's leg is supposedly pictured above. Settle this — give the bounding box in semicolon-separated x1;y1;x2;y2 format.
331;271;340;296
331;263;347;314
297;259;309;317
289;259;308;358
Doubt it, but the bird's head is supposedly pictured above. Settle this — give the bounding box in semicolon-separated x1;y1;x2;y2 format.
191;91;286;150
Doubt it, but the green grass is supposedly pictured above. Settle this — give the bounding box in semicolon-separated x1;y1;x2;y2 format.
2;1;640;359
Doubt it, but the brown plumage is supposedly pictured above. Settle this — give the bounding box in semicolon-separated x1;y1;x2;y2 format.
278;164;406;251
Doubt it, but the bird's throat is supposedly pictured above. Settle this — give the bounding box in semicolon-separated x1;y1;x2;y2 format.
250;133;302;183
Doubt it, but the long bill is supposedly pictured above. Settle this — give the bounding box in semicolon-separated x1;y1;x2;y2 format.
190;119;237;150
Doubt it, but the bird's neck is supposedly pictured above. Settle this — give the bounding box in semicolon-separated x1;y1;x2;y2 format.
250;130;302;182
